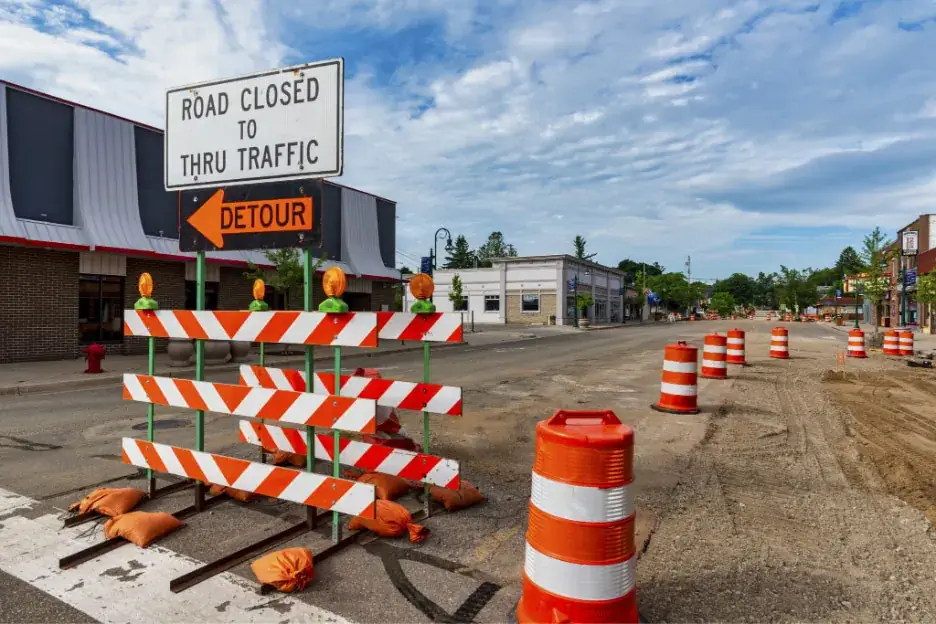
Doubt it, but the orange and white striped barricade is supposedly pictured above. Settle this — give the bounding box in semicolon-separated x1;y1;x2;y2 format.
238;364;463;489
770;328;789;359
726;329;747;366
121;439;377;517
239;365;463;415
516;410;637;624
784;313;792;322
766;312;773;322
883;330;901;356
238;422;460;489
847;329;867;358
376;311;464;342
899;330;914;356
122;374;379;433
651;341;699;414
125;309;380;347
747;313;754;320
700;333;728;380
824;314;831;323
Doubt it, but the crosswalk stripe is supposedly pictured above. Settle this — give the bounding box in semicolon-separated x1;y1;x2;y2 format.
0;486;354;623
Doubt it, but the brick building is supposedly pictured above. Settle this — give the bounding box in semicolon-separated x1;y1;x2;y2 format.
0;80;399;363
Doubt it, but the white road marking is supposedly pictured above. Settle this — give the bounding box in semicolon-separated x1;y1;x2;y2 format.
0;486;352;623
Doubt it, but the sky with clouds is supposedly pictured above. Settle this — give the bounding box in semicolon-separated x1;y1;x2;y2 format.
2;0;936;281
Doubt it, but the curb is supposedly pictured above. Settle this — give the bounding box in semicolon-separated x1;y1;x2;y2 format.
0;342;463;397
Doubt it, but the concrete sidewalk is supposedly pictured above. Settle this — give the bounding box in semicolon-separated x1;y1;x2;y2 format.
0;327;572;396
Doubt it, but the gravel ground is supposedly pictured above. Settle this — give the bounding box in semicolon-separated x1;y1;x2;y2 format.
638;325;936;623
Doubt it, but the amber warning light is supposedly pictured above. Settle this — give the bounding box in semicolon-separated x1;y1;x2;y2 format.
186;189;312;249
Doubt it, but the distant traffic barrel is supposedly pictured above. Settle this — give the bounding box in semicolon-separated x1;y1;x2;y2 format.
846;329;867;358
769;328;789;359
700;334;728;380
899;330;914;357
883;330;901;356
651;342;699;414
726;329;747;365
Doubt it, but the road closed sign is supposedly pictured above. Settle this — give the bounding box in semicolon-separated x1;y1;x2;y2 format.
164;59;343;191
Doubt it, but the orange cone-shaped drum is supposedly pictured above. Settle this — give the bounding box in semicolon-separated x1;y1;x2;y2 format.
651;342;699;414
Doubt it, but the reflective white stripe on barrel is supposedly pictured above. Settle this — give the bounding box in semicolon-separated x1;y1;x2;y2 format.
727;349;744;356
530;472;633;523
660;382;697;396
773;335;788;342
662;360;696;374
703;346;727;354
524;542;636;602
770;345;789;352
704;360;727;369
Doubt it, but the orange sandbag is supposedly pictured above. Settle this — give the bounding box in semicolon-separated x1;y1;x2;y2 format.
349;500;429;543
272;451;306;467
250;547;314;593
103;511;183;547
429;481;486;511
208;484;256;503
69;488;146;517
343;469;414;500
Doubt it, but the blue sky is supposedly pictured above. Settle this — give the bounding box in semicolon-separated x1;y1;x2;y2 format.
3;0;936;281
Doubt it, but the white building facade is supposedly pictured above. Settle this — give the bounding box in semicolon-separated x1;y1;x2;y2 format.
429;255;636;326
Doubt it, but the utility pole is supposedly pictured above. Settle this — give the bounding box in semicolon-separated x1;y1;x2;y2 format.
686;255;692;319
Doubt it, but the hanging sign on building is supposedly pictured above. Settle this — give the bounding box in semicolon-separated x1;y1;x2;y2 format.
164;59;344;191
178;181;323;251
902;230;919;256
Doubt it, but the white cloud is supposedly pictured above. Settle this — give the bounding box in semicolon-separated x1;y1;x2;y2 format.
3;0;936;279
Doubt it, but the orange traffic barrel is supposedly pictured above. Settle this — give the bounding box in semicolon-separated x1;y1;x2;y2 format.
769;328;789;359
847;329;867;358
700;333;728;379
882;330;901;356
517;409;638;624
899;330;914;356
651;342;699;414
727;329;747;365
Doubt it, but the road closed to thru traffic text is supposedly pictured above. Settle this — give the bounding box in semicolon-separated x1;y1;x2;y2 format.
164;59;344;191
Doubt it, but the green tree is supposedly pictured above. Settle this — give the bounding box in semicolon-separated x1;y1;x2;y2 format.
573;235;594;260
835;246;865;278
647;272;693;311
448;273;466;311
712;273;756;306
860;227;894;329
476;231;518;267
914;272;936;331
618;259;664;276
576;292;595;315
398;265;413;274
443;235;475;269
708;291;736;316
244;248;327;310
753;272;780;309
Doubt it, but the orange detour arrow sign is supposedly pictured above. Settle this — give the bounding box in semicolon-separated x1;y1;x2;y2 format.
186;189;314;249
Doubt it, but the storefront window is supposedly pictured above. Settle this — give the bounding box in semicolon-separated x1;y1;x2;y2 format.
184;281;219;310
78;275;124;344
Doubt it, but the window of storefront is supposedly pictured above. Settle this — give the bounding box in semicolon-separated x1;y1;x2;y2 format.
484;295;500;312
184;281;219;310
522;293;540;313
78;275;124;344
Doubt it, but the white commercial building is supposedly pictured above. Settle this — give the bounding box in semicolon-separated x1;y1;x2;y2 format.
428;255;636;326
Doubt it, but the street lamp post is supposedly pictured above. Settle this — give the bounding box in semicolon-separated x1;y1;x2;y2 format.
854;284;862;329
573;266;590;328
431;227;453;272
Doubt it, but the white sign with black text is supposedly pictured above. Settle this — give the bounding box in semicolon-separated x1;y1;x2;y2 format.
902;229;919;256
164;59;343;191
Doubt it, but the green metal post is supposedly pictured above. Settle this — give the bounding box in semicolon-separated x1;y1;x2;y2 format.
146;336;156;496
854;291;861;329
332;346;342;542
303;249;317;530
423;340;432;517
901;268;907;327
195;250;206;510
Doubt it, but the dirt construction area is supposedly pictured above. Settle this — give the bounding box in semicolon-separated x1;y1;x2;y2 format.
2;320;936;622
